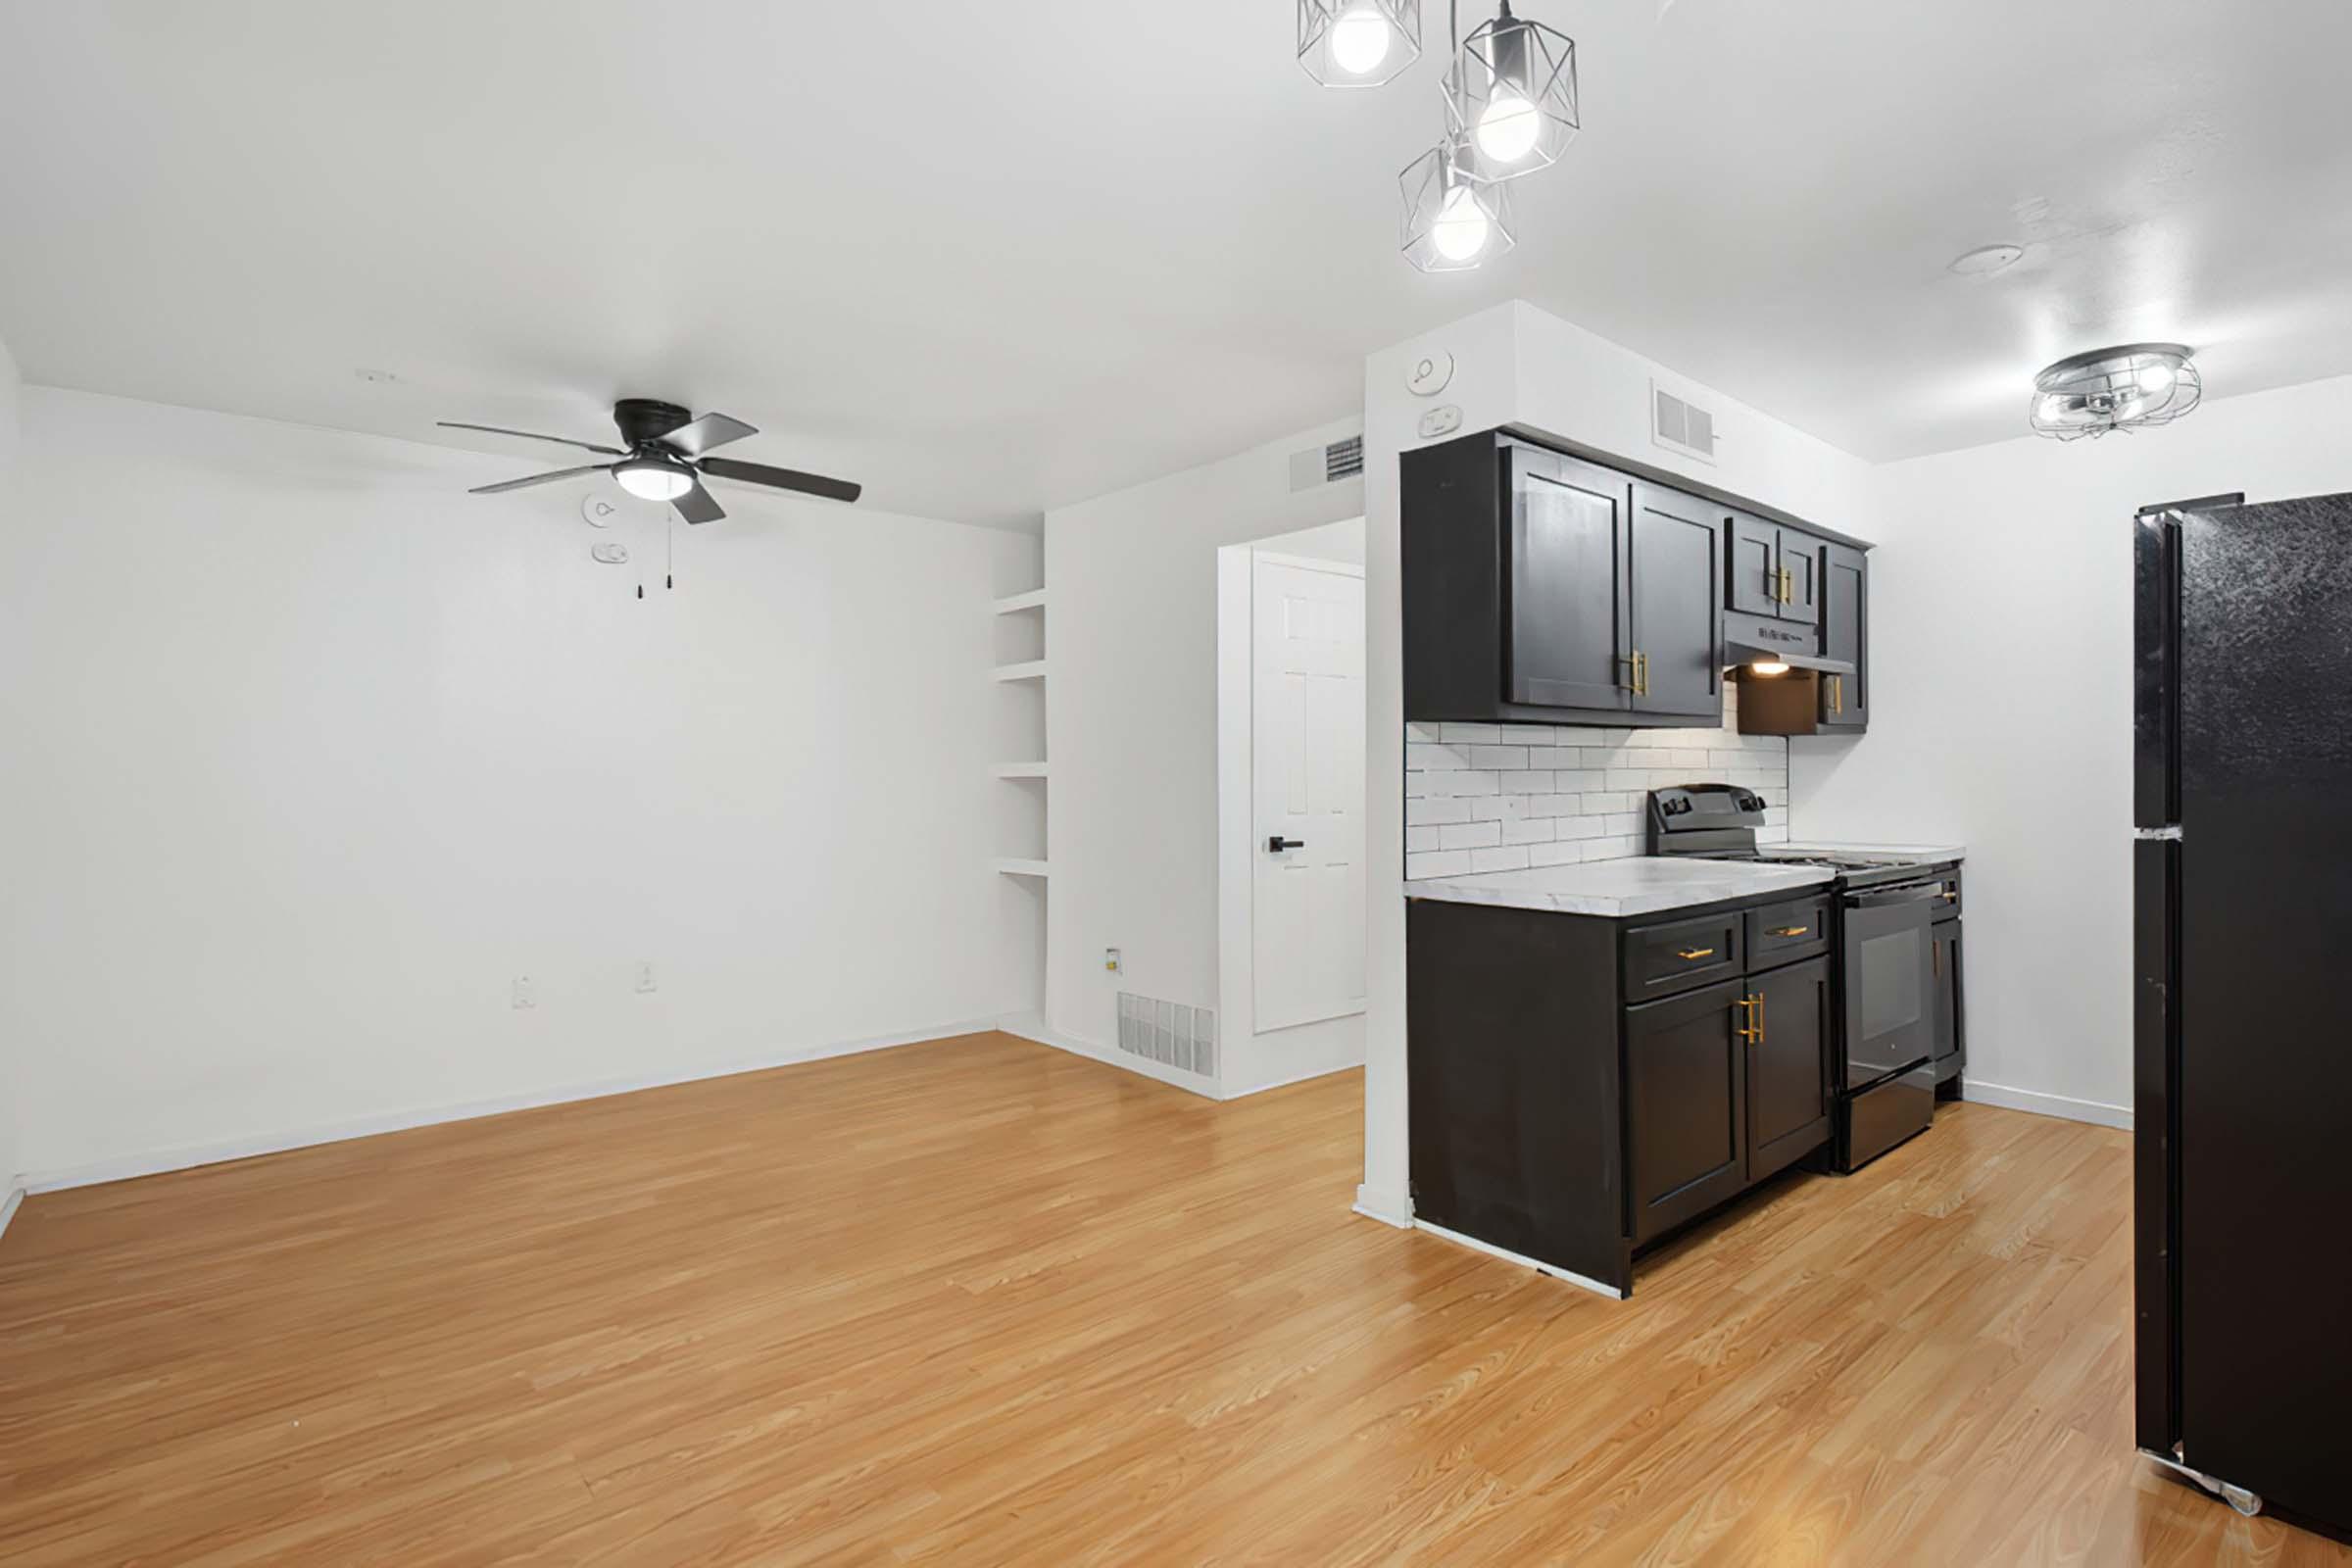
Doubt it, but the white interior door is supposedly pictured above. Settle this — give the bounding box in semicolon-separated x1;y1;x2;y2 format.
1252;554;1366;1032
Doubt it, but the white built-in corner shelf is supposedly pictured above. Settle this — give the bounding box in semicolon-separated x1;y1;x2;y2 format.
992;589;1049;614
994;858;1052;879
992;660;1048;683
991;762;1050;779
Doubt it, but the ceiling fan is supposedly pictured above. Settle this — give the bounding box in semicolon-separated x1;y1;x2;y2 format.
438;398;861;523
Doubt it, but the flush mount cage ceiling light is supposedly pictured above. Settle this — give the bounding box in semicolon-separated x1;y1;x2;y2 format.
1299;0;1578;273
1297;0;1422;87
2031;343;2203;441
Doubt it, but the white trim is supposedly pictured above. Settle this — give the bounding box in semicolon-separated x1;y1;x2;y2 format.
992;588;1048;614
994;1011;1224;1101
1224;1053;1363;1101
1214;542;1254;1098
0;1187;22;1246
1250;550;1365;580
21;1016;1009;1195
1413;1217;1627;1300
991;660;1048;682
1352;1182;1413;1228
1961;1078;2133;1131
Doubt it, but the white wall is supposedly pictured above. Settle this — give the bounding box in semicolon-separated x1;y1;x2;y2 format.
1042;417;1363;1081
1359;301;1879;1222
1791;372;2352;1126
0;389;1040;1184
0;330;21;1198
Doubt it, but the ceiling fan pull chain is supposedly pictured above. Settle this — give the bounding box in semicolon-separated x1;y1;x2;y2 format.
666;510;675;591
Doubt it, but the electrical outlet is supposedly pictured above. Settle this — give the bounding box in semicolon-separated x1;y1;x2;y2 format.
1103;948;1122;974
634;960;658;994
511;975;535;1009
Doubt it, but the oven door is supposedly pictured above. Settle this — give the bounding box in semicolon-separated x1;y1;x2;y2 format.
1840;882;1940;1089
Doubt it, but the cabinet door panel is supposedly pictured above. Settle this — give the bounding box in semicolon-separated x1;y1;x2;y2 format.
1727;514;1780;617
1748;956;1832;1180
1508;451;1633;710
1932;918;1964;1079
1819;542;1869;729
1626;978;1748;1244
1630;483;1725;718
1777;529;1822;625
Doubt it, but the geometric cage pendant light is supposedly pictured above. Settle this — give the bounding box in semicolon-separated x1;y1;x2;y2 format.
1297;0;1422;88
1399;132;1516;273
1443;0;1580;180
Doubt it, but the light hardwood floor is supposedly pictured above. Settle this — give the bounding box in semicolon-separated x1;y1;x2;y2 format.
0;1031;2342;1566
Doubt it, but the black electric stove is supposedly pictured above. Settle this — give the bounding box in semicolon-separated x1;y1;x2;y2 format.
1647;783;1957;1172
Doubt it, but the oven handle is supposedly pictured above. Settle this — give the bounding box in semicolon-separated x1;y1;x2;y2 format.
1845;884;1945;910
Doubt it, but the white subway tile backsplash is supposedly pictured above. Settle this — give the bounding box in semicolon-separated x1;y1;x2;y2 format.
1399;688;1788;874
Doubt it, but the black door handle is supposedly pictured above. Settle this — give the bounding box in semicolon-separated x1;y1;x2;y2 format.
1267;836;1305;853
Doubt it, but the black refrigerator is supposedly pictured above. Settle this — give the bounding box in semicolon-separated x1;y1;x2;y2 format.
2135;492;2352;1538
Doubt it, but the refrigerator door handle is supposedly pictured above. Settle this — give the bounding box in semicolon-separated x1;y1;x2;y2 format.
2134;825;2182;841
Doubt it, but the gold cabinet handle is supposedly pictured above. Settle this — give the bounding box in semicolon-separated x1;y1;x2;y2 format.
1769;924;1810;939
1637;650;1649;696
1676;946;1716;961
1619;653;1639;694
1736;994;1763;1043
1940;888;1957;903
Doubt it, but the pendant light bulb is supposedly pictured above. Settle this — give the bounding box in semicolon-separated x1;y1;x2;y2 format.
1330;4;1394;74
1432;183;1493;262
2137;362;2177;395
1475;90;1542;162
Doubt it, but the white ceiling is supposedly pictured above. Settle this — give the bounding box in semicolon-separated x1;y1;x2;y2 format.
3;2;2349;530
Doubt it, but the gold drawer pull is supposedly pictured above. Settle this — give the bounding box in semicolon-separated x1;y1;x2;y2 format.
1676;946;1716;961
1769;924;1810;939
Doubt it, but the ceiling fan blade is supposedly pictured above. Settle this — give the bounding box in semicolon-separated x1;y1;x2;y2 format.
673;479;726;525
438;420;624;457
468;463;610;495
659;413;759;457
700;456;862;505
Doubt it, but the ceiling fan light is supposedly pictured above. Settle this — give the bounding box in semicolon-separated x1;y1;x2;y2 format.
614;457;694;502
1445;3;1579;181
1297;0;1421;87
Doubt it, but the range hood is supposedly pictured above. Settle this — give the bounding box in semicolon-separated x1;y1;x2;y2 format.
1723;623;1854;676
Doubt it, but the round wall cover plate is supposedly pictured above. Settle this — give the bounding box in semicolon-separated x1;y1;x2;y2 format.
582;494;622;527
1407;351;1454;397
1418;404;1464;439
591;541;630;564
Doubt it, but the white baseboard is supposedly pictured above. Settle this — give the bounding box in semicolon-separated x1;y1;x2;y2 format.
0;1187;22;1247
995;1010;1223;1101
1352;1182;1412;1228
1961;1078;2133;1132
1225;1058;1365;1100
22;1015;1009;1196
1413;1217;1626;1300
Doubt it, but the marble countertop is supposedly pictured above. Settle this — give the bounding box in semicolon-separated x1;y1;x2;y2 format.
1773;841;1967;862
1404;857;1837;919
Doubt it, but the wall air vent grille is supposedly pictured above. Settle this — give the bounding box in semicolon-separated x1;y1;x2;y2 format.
1652;382;1718;464
1325;434;1365;482
1290;434;1367;491
1117;993;1217;1078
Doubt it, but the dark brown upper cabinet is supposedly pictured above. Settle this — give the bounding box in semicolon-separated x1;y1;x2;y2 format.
1507;447;1632;711
1629;483;1724;719
1401;427;1870;729
1817;542;1869;731
1727;512;1820;625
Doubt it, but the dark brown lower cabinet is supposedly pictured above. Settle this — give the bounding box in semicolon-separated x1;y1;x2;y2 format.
1747;956;1833;1180
1931;917;1965;1083
1625;979;1748;1245
1408;888;1843;1297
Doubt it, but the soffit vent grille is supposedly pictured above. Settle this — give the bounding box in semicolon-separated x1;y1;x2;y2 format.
1290;434;1366;491
1117;992;1217;1078
1652;382;1718;465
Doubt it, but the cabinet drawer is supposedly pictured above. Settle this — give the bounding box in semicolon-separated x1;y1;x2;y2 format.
1744;896;1830;968
1622;910;1745;1003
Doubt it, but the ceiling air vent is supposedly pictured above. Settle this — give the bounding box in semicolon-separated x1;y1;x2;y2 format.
1290;433;1366;491
1651;382;1718;465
